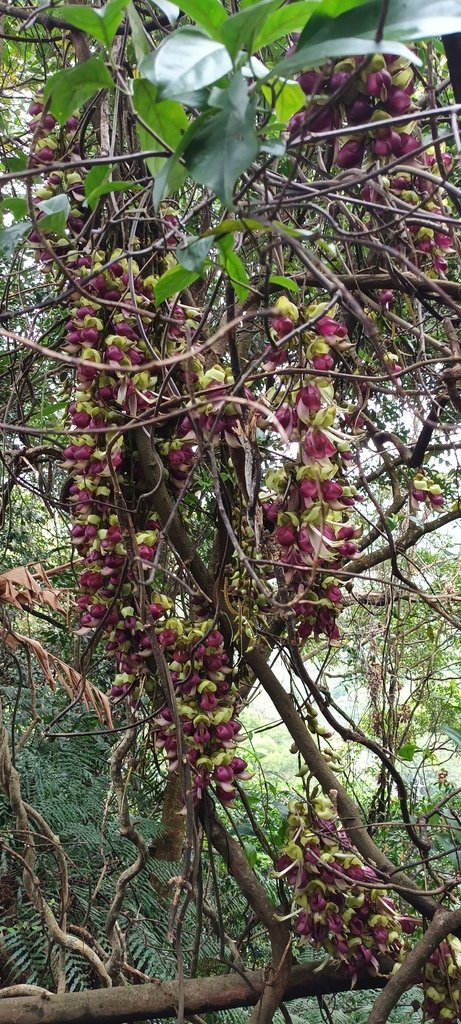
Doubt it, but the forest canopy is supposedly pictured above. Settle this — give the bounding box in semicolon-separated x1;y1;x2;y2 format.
2;2;461;1023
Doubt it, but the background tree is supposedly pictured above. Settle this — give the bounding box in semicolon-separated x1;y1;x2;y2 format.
1;2;461;1023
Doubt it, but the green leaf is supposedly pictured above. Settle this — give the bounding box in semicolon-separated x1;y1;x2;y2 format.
218;243;250;300
260;138;285;156
127;1;152;60
261;80;305;123
84;176;137;209
184;75;259;206
3;153;27;173
274;36;417;79
132;79;189;150
44;57;114;124
275;0;461;76
0;197;28;219
152;156;178;209
398;742;417;761
132;78;189;180
0;221;31;259
154;264;200;303
36;194;70;235
176;235;213;272
151;109;211;208
154;0;180;25
269;275;300;293
440;724;461;748
140;27;233;101
55;0;129;47
176;0;227;36
84;164;111;201
254;1;320;49
297;0;461;51
219;0;283;61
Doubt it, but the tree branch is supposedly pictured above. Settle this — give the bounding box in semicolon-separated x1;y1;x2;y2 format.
0;962;388;1024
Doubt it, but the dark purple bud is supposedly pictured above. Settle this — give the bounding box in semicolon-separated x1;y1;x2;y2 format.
336;137;366;168
398;132;419;156
275;524;297;547
214;765;234;784
346;96;373;124
316;316;347;338
366;68;392;98
384;85;412;115
330;70;350;91
297;70;323;95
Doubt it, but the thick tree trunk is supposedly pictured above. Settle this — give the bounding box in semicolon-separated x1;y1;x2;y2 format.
0;963;388;1024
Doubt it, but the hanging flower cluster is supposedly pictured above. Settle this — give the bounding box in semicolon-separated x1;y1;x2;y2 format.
276;796;411;980
26;99;251;804
278;797;461;1019
153;617;252;804
382;144;454;276
287;52;454;277
423;936;461;1023
288;52;419;166
261;296;362;646
412;472;445;510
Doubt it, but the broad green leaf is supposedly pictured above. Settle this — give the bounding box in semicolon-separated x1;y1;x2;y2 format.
154;264;200;303
55;0;129;47
0;221;31;259
440;724;461;748
127;1;152;60
218;243;250;300
398;742;417;761
184;76;259;206
85;178;139;211
0;197;28;220
84;164;110;201
154;0;180;25
132;78;188;180
273;37;418;79
132;79;189;150
297;0;461;51
151;111;211;208
37;194;70;235
261;80;305;123
3;153;27;173
176;0;227;36
152;158;176;209
140;27;233;101
176;235;213;272
274;0;461;76
219;0;283;61
254;1;320;49
269;275;300;293
44;58;114;124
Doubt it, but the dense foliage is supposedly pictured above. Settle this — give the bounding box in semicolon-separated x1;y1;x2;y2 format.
1;2;461;1023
